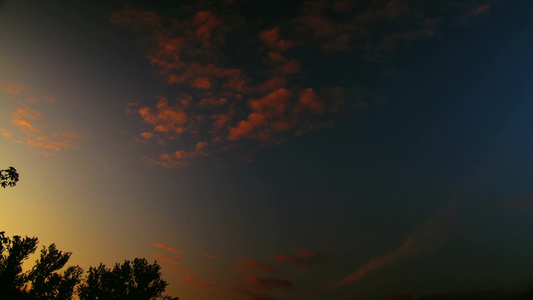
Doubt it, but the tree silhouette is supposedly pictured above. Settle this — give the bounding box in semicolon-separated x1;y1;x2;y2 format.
1;232;179;299
0;231;38;299
26;244;83;299
1;166;19;188
0;232;83;299
78;258;178;300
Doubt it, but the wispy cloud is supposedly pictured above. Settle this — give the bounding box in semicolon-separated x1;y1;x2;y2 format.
194;251;218;259
182;275;213;288
495;194;533;208
2;85;82;155
235;259;275;273
0;80;27;95
152;243;214;288
275;247;328;271
155;243;181;254
332;200;456;287
153;253;182;270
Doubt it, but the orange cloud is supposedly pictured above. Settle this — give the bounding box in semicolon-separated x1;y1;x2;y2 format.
275;247;328;271
194;251;218;259
111;7;353;166
228;113;267;141
155;243;181;254
200;97;227;107
12;106;42;120
296;88;324;113
193;11;222;37
153;253;182;270
139;97;187;135
280;60;300;74
111;1;493;167
260;26;293;52
236;259;274;273
250;88;291;117
191;77;212;89
471;3;492;16
332;200;457;287
268;51;285;63
143;146;211;168
26;136;78;152
0;80;27;95
182;275;213;288
211;112;232;131
13;120;40;133
5;93;82;154
140;132;154;139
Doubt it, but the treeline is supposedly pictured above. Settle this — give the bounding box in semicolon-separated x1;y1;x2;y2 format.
0;231;179;300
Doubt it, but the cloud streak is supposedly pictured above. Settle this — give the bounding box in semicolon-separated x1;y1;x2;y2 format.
236;259;275;273
0;80;27;95
333;200;457;287
495;194;533;208
152;243;214;288
275;247;328;271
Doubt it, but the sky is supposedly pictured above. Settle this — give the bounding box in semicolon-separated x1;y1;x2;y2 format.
1;0;532;299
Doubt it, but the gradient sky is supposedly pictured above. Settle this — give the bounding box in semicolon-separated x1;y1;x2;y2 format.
1;1;532;299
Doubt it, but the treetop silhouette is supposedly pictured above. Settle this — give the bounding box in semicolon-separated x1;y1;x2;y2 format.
0;232;179;300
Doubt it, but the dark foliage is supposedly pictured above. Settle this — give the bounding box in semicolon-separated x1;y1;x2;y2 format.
0;232;82;299
1;231;178;300
1;166;19;188
78;258;177;300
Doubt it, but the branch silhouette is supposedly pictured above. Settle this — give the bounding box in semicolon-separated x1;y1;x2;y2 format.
1;167;19;188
